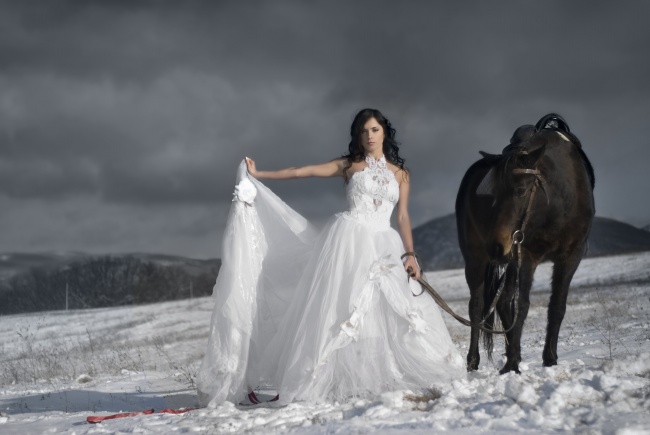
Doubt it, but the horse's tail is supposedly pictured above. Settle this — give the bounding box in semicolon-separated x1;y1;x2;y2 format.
481;262;504;362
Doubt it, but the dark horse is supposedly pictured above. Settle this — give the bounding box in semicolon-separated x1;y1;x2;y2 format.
456;113;595;374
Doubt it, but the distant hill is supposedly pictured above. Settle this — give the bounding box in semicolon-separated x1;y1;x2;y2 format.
412;215;465;271
0;253;221;314
414;215;650;271
587;218;650;256
0;252;88;284
643;225;650;232
0;252;219;285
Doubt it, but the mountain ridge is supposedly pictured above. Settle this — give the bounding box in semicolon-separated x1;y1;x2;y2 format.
414;215;650;271
0;252;218;285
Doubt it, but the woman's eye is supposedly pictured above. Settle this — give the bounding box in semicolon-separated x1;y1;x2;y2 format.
515;187;527;196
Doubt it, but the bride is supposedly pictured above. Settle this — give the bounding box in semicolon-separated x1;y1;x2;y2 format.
197;108;465;408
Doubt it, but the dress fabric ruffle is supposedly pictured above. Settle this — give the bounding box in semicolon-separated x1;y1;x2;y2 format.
197;158;465;408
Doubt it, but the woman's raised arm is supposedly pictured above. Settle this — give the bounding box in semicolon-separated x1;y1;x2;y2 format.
246;157;346;180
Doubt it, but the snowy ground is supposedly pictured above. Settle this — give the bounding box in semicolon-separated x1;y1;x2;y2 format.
1;252;649;434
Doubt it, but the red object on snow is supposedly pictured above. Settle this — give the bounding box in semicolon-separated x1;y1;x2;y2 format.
86;409;155;423
240;391;279;406
248;391;261;404
86;408;194;423
158;408;195;415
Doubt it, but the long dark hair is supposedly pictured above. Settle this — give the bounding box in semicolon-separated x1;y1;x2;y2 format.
341;108;406;179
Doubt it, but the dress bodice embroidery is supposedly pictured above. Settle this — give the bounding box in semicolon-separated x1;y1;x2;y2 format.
343;155;400;230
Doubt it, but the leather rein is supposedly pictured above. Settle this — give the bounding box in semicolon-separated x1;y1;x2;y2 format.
410;166;546;336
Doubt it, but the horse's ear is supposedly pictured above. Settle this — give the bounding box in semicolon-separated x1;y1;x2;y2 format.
479;151;501;163
518;144;546;168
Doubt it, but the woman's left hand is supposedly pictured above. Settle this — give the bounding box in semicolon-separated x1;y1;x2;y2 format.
403;256;421;281
245;157;258;177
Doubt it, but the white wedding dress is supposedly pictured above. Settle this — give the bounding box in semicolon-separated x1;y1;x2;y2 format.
197;156;465;408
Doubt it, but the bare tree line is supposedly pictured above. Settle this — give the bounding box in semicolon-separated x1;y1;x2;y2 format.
0;256;219;315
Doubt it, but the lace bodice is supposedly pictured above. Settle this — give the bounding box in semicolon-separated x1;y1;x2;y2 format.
343;155;400;230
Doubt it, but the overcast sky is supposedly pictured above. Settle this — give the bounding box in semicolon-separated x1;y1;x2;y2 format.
1;1;649;259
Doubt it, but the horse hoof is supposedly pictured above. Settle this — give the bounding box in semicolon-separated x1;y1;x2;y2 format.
543;349;557;367
499;363;521;375
466;358;479;372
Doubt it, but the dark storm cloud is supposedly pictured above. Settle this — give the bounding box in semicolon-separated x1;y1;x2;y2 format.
0;1;649;257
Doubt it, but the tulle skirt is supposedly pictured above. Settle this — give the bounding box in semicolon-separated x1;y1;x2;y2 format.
264;212;466;404
196;161;465;407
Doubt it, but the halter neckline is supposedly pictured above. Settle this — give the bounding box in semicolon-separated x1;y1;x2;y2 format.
365;155;387;166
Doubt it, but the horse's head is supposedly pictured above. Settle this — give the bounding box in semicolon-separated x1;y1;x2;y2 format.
480;130;548;263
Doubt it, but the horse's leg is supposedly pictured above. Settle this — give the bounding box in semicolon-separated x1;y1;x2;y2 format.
543;250;583;366
497;259;536;374
466;259;486;372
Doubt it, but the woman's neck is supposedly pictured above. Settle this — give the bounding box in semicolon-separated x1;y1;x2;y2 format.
365;151;384;161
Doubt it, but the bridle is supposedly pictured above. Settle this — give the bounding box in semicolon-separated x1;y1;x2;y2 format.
480;165;547;334
511;167;547;247
411;164;548;336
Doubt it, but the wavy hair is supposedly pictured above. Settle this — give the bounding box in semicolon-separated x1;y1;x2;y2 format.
341;108;406;180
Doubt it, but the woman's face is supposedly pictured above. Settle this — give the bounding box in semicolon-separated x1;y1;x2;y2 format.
360;117;385;156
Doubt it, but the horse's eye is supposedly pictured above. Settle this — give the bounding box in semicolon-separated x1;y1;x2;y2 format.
515;187;527;197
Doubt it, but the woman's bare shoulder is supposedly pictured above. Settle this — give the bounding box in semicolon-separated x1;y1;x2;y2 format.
342;158;367;180
387;162;410;183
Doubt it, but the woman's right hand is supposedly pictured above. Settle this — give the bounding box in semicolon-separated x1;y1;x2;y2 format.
245;157;258;177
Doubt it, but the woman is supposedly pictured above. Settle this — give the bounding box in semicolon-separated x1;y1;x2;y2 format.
197;109;465;408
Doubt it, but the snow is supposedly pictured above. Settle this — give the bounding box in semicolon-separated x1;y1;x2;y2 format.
1;252;650;434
